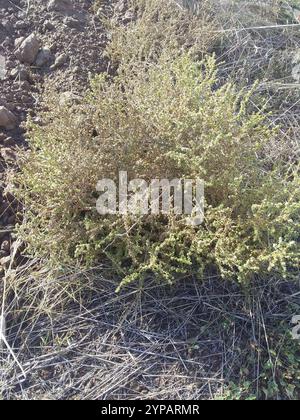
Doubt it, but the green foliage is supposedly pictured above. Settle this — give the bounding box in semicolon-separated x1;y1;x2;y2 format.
215;382;257;401
219;324;300;400
15;50;300;291
259;329;300;400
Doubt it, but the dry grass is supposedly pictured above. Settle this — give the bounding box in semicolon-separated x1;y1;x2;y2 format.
216;0;300;121
105;0;218;70
0;256;299;400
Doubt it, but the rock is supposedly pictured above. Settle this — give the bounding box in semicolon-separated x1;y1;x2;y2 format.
50;53;68;70
47;0;73;12
15;33;40;64
35;47;52;67
0;107;17;130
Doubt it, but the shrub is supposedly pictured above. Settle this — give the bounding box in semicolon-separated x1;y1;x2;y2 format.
15;51;300;291
105;0;218;72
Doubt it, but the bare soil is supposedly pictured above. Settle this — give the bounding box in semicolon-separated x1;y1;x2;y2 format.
0;0;111;267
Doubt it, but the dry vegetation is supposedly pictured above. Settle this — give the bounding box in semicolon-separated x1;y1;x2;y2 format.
15;53;300;291
0;0;299;400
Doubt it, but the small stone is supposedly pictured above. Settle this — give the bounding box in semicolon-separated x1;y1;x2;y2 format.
0;107;17;130
50;53;68;70
15;33;40;65
35;47;52;67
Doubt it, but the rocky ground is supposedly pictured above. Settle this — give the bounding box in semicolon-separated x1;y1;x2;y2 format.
0;0;114;274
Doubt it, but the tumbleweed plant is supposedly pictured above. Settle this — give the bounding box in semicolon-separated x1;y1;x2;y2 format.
105;0;218;72
15;50;300;291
